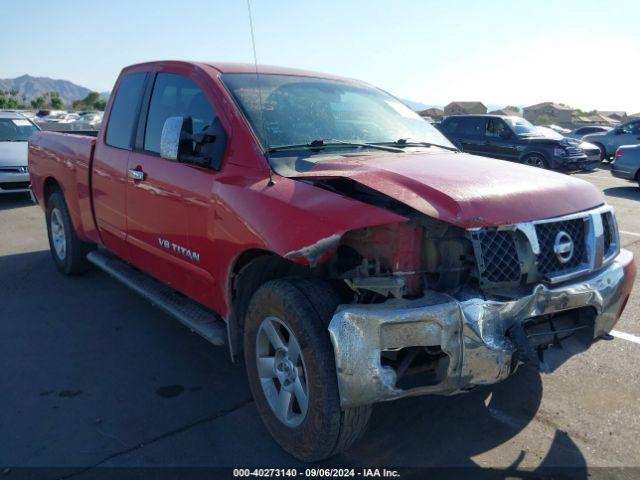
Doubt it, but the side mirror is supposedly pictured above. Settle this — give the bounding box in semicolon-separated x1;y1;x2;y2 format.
160;116;191;161
160;116;227;170
613;128;624;135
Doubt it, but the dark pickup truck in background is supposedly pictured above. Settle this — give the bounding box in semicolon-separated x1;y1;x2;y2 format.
28;61;636;461
437;114;596;169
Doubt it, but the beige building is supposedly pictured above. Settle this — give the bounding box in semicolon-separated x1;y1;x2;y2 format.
597;111;627;123
488;108;522;117
573;113;619;126
444;101;486;116
418;107;444;121
523;102;574;127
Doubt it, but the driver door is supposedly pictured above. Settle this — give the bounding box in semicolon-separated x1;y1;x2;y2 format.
125;71;220;299
483;118;518;161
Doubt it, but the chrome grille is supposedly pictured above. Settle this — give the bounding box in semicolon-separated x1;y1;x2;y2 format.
565;146;584;157
535;218;587;275
476;230;521;282
470;206;619;288
0;166;28;174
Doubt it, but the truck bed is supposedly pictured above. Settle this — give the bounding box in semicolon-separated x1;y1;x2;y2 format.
28;130;98;243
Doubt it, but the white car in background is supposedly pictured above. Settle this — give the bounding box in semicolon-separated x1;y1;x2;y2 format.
536;126;602;165
35;111;81;131
71;111;103;131
546;124;571;135
0;112;40;194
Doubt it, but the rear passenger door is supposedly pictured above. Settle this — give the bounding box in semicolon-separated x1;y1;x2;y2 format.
125;71;224;302
92;72;148;259
451;117;486;155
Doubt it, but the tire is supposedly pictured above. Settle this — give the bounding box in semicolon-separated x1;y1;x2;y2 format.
45;190;94;275
244;278;371;461
593;143;607;161
522;153;549;169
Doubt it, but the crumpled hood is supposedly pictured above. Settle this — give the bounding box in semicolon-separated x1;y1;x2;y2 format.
278;150;604;228
0;141;28;167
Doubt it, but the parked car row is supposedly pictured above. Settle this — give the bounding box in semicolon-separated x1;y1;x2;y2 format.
434;114;640;175
34;110;103;131
1;109;103;132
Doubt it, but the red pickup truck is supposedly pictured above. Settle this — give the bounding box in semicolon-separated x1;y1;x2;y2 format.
29;61;636;461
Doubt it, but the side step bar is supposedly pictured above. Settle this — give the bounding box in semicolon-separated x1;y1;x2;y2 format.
87;249;227;346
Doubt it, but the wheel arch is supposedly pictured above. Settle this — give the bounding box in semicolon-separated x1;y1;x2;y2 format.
520;150;550;168
226;249;312;360
43;176;63;206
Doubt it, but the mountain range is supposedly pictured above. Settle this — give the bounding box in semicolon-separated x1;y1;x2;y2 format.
0;74;95;105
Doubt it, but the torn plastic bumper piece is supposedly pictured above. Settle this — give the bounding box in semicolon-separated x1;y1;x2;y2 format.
328;249;635;408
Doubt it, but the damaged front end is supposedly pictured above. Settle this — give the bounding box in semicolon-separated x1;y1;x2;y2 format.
321;204;636;408
329;256;632;407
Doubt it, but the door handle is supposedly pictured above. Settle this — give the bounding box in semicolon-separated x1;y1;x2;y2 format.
127;168;145;181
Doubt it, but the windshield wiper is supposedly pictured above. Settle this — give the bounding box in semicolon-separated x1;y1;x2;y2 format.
268;138;404;154
373;138;459;152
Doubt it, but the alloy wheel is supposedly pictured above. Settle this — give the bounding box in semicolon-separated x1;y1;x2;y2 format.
50;208;67;260
256;316;309;428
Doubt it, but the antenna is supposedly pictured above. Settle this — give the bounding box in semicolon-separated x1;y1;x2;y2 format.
245;0;274;186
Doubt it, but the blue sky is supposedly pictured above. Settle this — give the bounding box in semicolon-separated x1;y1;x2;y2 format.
3;0;639;112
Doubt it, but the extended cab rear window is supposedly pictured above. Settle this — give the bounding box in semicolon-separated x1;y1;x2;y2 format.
105;73;147;149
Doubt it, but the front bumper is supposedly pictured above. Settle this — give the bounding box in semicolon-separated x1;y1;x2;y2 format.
0;169;30;193
329;249;635;408
556;154;597;169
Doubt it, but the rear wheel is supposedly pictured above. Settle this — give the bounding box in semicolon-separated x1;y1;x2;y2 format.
522;154;549;169
244;278;371;461
45;190;94;275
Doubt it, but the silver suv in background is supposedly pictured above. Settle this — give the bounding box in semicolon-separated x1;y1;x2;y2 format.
0;112;40;194
584;119;640;160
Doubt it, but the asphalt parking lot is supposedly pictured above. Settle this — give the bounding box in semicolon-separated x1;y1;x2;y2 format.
1;164;639;478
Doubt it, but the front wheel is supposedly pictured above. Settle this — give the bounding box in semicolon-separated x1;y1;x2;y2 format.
45;190;94;275
244;278;371;461
522;154;549;169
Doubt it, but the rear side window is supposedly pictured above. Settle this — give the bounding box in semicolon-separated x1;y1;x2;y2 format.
455;117;484;136
144;73;217;154
440;118;458;133
105;73;146;149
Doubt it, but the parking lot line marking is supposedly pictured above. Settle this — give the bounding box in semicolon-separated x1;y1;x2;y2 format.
620;230;640;237
611;330;640;345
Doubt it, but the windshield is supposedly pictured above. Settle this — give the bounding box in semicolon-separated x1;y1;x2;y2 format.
0;118;39;141
222;73;455;151
503;116;539;136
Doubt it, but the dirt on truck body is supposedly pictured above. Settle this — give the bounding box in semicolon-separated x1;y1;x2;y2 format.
28;61;636;461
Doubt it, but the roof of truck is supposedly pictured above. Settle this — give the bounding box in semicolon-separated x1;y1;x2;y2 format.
123;60;355;82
